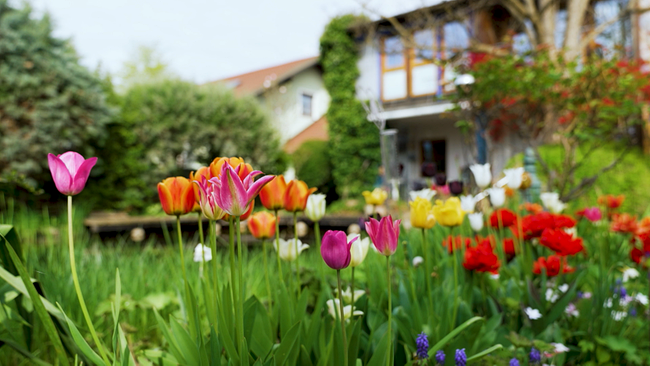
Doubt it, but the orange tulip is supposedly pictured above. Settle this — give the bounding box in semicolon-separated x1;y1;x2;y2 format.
189;166;212;212
284;180;317;212
611;213;637;234
598;194;625;209
247;211;277;239
209;157;253;180
157;177;195;216
260;175;288;210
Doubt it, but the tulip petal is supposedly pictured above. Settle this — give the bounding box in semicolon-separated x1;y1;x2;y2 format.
246;175;275;204
58;151;86;177
70;157;97;195
223;165;248;215
158;182;175;215
48;153;73;195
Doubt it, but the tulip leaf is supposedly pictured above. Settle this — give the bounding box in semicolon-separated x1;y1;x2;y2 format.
56;303;103;366
0;337;52;366
153;309;184;363
246;297;274;359
347;318;363;366
169;316;201;366
366;329;390;366
0;225;22;276
467;344;503;363
274;320;301;366
428;316;484;357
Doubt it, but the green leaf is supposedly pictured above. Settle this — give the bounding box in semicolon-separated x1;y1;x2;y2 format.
467;344;503;363
0;337;52;366
0;225;22;276
274;321;301;366
0;265;65;320
3;239;70;366
56;303;103;366
366;330;389;366
169;316;201;366
428;317;484;356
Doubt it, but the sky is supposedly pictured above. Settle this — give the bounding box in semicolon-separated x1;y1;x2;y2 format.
20;0;442;84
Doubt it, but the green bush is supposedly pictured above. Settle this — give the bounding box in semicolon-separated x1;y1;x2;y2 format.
0;1;112;197
92;79;288;212
292;140;331;189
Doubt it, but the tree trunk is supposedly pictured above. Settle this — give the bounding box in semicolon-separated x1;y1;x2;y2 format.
563;0;590;60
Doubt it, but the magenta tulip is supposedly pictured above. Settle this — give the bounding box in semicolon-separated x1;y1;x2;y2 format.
365;215;401;256
321;230;357;270
193;176;226;220
209;162;274;217
47;151;97;196
583;207;602;222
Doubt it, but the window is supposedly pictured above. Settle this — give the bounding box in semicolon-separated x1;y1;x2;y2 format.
410;29;438;96
301;93;312;116
381;36;407;100
442;22;469;93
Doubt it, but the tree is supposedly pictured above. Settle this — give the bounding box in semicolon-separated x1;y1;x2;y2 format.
0;0;113;198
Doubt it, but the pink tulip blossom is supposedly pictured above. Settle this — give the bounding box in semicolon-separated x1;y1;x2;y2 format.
193;176;226;220
365;215;401;256
583;207;602;222
209;163;273;217
321;230;357;270
47;151;97;196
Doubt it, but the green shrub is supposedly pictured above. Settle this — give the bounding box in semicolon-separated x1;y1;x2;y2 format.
292;140;331;189
92;79;288;212
0;1;112;197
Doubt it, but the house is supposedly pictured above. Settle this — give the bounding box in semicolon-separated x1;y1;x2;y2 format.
211;57;330;154
354;0;650;195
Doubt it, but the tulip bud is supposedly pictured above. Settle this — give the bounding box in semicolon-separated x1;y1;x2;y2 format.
348;234;370;267
284;179;317;212
503;167;525;190
48;151;97;196
460;195;476;213
435;173;447;187
468;212;484;232
247;211;276;239
347;223;361;235
365;216;401;256
412;256;424;267
158;177;196;216
321;230;356;269
409;197;436;229
274;238;309;262
520;172;532;190
448;180;464;196
193;244;212;262
362;188;388;206
487;187;506;207
305;193;326;222
409;188;436;202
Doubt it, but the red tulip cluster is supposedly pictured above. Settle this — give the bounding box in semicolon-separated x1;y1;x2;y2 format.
533;255;575;276
539;228;584;256
517;212;576;240
610;213;638;234
489;209;518;229
463;238;500;273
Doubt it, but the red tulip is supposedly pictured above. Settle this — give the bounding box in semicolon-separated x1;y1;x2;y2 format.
489;209;518;228
260;175;288;210
611;213;638;234
539;228;584;256
463;238;499;273
47;151;97;196
598;194;624;209
284;179;317;212
503;238;516;258
532;255;575;276
365;215;401;256
321;230;357;269
442;235;472;254
247;211;277;239
158;177;196;216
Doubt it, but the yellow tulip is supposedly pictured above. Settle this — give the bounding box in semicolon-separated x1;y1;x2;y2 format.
432;197;465;227
362;188;388;206
409;197;436;229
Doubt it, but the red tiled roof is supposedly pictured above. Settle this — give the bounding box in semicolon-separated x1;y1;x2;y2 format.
209;56;320;97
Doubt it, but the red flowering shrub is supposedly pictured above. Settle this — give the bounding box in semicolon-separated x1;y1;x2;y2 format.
463;239;500;273
533;255;575;276
539;228;584;256
489;209;518;228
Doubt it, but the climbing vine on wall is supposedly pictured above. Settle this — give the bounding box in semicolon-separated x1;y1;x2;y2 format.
320;14;380;198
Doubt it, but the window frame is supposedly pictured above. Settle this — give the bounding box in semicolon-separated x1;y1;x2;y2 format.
300;92;313;117
380;35;409;102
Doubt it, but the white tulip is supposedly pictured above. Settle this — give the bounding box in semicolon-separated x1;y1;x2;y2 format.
460;195;476;213
305;193;326;222
326;298;363;321
348;234;370;267
341;287;365;304
470;163;492;188
540;192;566;213
503;167;525;189
274;238;309;262
193;244;212;262
622;267;640;282
468;212;484;232
487;187;506;207
412;256;424;267
409;188;436;202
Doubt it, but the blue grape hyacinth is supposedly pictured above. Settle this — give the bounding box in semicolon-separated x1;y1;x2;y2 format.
435;350;445;365
416;332;429;360
455;349;466;366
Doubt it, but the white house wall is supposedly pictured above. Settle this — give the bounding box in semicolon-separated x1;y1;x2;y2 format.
259;66;330;143
356;42;381;101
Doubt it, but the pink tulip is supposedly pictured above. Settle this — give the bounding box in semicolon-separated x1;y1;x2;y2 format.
365;215;401;256
321;230;357;270
584;207;602;222
193;176;226;220
209;163;273;217
47;151;97;196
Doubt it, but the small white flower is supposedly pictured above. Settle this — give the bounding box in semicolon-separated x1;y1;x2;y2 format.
611;311;627;321
409;189;436;202
193;244;212;262
540;192;566;213
582;292;592;299
525;307;542;320
558;284;569;293
341;287;365;304
487;187;506;207
565;303;579;317
635;293;649;306
622;267;640;282
412;256;424;267
326;299;363;321
604;298;613;308
468;212;484;232
546;288;559;303
551;343;569;353
503;167;525;189
460;195;476;213
470;163;492;188
620;295;633;307
490;273;500;280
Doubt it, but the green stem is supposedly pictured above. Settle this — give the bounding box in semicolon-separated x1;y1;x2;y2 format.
386;255;392;366
274;210;283;279
337;270;348;366
209;220;219;330
294;212;300;296
236;216;245;363
262;238;272;303
68;196;110;366
177;217;188;288
451;226;459;333
198;212;205;246
228;217;239;358
350;267;355;308
315;221;323;280
422;228;434;322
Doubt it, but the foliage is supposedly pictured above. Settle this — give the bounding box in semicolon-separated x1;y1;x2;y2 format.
320;15;380;199
291;140;337;200
92;79;288;212
455;51;650;202
0;0;113;197
117;45;175;91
